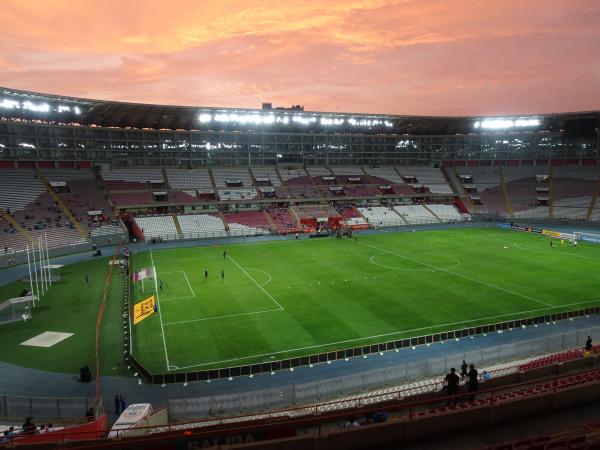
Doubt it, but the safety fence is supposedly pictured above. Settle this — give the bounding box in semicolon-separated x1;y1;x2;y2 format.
166;325;600;418
0;395;93;419
128;304;600;387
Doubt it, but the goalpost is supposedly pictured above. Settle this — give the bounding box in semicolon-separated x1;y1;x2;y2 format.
573;231;600;245
134;267;155;293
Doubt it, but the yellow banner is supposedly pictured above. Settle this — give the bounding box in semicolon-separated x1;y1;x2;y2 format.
133;295;155;325
542;230;561;237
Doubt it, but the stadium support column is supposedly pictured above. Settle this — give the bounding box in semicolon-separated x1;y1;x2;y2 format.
586;176;600;221
498;167;513;215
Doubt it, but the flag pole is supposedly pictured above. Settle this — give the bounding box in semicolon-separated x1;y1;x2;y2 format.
32;243;40;301
38;240;45;295
44;233;51;286
26;244;34;300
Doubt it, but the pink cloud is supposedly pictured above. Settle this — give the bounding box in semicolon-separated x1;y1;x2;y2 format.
0;0;598;115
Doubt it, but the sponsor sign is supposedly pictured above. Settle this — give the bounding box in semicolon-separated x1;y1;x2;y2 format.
133;295;155;325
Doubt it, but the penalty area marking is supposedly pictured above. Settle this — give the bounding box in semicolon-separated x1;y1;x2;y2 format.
156;270;196;301
170;298;600;370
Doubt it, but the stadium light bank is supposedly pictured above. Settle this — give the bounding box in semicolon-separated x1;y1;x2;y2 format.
474;117;540;130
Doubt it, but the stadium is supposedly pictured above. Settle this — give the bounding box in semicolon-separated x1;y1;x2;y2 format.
0;84;600;449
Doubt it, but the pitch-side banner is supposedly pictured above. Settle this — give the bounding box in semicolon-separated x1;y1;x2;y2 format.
133;295;155;325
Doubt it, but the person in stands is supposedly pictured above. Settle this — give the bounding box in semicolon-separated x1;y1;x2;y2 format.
445;368;460;406
22;417;36;435
460;360;468;380
585;336;592;351
467;364;479;394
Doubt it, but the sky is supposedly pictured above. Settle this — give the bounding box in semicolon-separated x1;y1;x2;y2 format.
0;0;599;116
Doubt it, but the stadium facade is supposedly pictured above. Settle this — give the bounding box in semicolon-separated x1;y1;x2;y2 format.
1;87;598;167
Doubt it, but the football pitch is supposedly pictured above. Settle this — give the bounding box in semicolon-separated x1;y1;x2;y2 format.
130;227;600;373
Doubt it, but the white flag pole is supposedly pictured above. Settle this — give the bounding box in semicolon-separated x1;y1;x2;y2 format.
26;244;34;299
38;240;45;295
32;243;40;300
44;234;51;286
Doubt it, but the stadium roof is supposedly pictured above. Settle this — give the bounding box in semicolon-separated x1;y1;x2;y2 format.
1;87;598;136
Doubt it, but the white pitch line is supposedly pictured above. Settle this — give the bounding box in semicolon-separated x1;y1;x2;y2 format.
513;242;600;261
228;256;284;310
160;295;196;302
150;247;171;371
182;270;196;297
172;298;600;370
360;241;552;308
164;308;283;325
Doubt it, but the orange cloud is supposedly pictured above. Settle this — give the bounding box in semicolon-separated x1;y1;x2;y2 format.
0;0;598;115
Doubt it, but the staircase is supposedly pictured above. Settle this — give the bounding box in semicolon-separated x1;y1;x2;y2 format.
218;212;230;233
36;170;90;242
0;207;35;243
422;204;442;223
393;166;404;180
208;168;218;194
449;166;474;211
498;167;513;215
289;207;302;227
274;167;291;198
586;176;600;220
172;214;183;238
162;168;171;188
390;207;409;225
548;166;555;218
264;210;277;232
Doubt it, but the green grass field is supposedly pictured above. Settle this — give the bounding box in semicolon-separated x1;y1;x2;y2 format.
130;227;600;373
0;257;127;375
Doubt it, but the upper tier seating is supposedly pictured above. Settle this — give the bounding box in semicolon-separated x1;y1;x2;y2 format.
40;168;95;181
135;215;178;241
330;166;364;176
111;192;153;206
306;167;332;176
170;191;198;204
425;204;464;222
0;169;47;211
177;214;227;238
218;189;258;201
397;166;454;194
393;204;437;224
363;166;404;184
165;168;214;193
343;184;381;197
279;168;307;182
212;167;253;188
358;206;404;227
286;184;320;199
250;167;281;186
101;168;164;184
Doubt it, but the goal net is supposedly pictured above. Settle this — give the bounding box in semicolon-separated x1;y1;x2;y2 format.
133;267;156;293
573;231;600;244
0;296;36;325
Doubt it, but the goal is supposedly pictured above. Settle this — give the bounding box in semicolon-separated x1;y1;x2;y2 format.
574;231;600;244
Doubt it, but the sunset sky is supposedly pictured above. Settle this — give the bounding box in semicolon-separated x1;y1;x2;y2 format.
0;0;599;116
